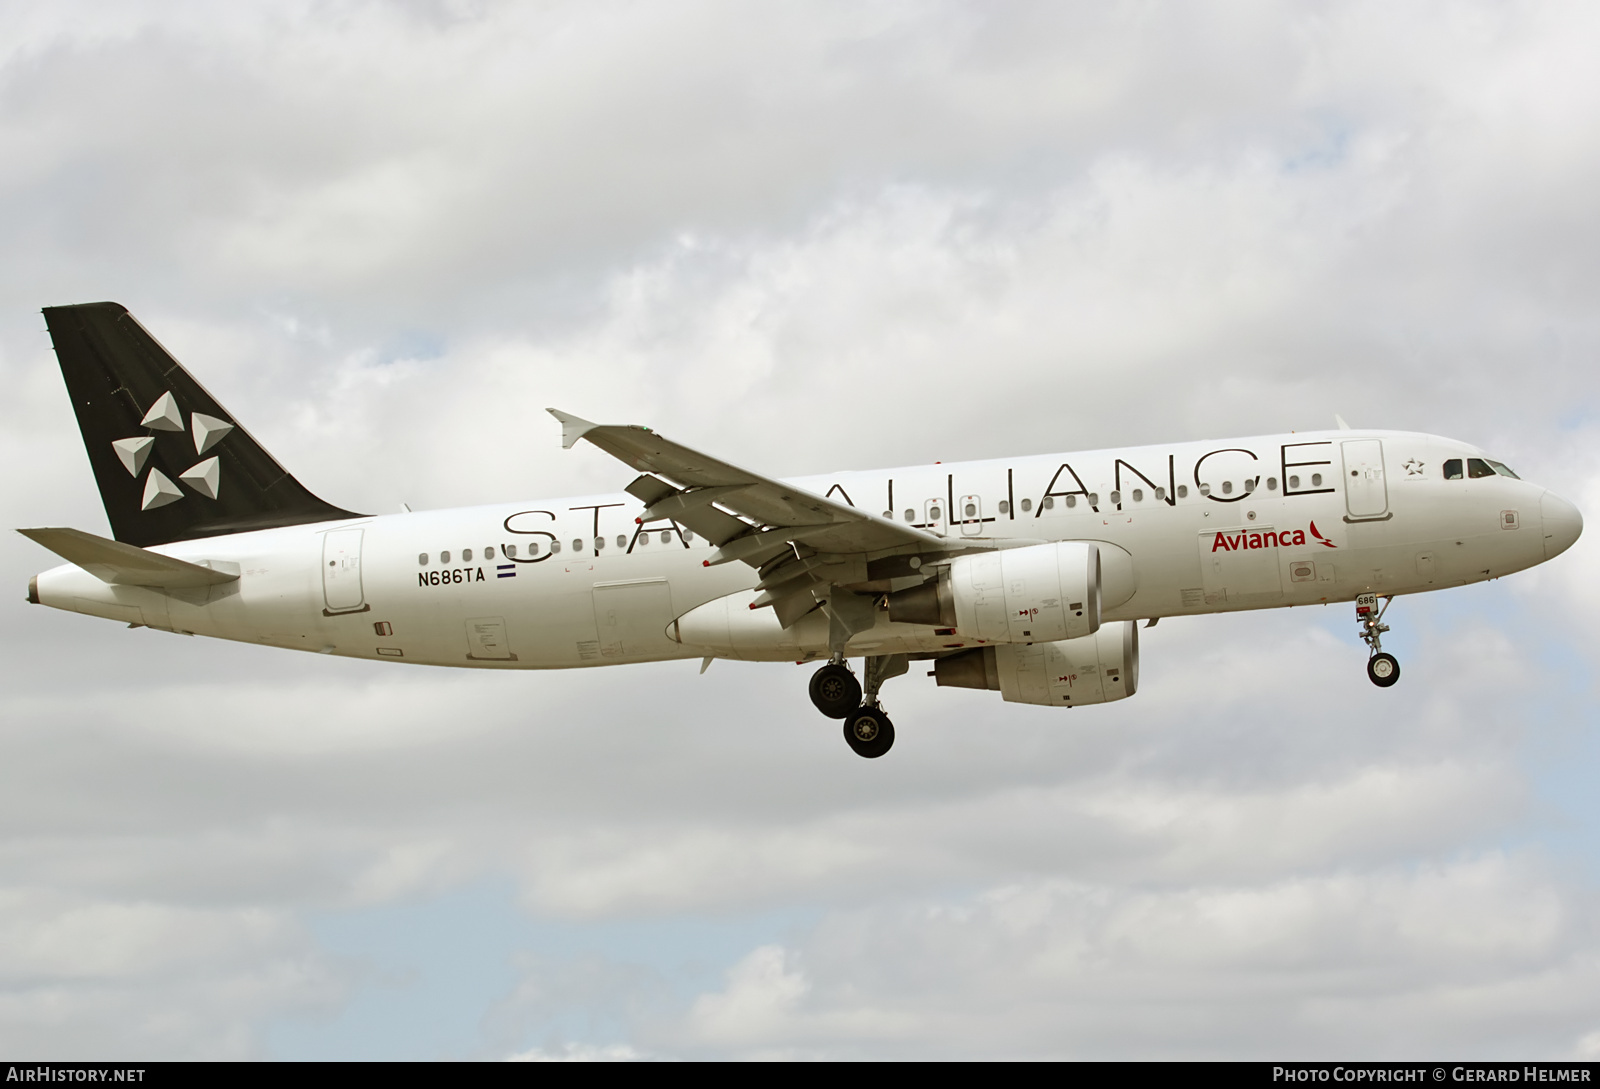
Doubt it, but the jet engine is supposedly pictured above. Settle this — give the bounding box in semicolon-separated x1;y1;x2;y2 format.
887;541;1101;644
932;621;1139;707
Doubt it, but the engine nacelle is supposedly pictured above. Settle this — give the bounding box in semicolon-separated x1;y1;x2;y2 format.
933;621;1139;707
888;541;1101;644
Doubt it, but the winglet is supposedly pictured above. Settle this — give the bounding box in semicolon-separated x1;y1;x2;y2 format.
1334;414;1352;431
546;408;598;450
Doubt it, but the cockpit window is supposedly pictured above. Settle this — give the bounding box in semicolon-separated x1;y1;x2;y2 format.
1444;459;1463;480
1467;458;1496;479
1487;460;1520;479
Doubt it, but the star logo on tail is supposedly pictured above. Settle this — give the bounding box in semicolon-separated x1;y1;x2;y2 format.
114;392;234;510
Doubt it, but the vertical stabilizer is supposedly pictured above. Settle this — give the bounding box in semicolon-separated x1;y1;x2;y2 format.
42;302;361;546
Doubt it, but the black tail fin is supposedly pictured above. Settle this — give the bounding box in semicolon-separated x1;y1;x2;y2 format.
42;302;361;547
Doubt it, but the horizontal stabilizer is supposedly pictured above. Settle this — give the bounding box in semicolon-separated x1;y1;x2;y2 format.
18;527;239;588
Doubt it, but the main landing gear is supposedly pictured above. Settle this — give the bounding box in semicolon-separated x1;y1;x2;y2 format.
808;662;861;718
1355;593;1401;688
808;655;908;758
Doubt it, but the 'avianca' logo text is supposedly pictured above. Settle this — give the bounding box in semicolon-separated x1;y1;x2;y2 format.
1211;521;1337;553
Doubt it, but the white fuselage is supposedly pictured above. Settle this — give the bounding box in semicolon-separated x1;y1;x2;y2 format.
32;430;1568;669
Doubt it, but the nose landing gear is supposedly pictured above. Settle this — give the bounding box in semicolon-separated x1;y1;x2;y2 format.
1356;593;1401;688
809;654;908;757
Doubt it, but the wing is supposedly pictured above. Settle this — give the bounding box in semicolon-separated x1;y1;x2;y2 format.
548;409;949;631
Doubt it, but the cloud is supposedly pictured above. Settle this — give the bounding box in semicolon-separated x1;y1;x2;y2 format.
2;0;1598;1060
675;859;1600;1059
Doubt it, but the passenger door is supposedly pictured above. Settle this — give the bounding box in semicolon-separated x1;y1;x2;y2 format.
1342;440;1389;520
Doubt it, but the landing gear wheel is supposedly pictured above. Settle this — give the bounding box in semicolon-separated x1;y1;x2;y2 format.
809;663;862;719
843;707;895;759
1367;652;1400;688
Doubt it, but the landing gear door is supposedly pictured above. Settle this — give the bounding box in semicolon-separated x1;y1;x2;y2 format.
322;528;367;614
1342;440;1389;520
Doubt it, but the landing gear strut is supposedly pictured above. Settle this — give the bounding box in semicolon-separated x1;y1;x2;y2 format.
1355;593;1400;688
808;654;908;757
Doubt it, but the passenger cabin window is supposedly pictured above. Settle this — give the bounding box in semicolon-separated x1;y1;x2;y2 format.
1267;477;1278;490
1176;485;1188;498
1065;495;1076;508
1131;489;1142;502
1041;497;1053;510
485;547;494;559
904;509;915;521
883;510;894;519
1110;491;1122;504
1087;493;1099;506
441;550;451;564
463;548;473;562
506;545;517;557
660;531;672;543
1444;459;1463;480
997;500;1010;514
572;539;582;551
1311;473;1323;487
617;535;627;548
1288;476;1300;489
550;541;561;554
1221;481;1233;495
418;553;428;566
1468;458;1496;479
1020;499;1033;512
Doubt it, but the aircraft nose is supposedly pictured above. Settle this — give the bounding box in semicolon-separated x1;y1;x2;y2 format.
1540;490;1583;560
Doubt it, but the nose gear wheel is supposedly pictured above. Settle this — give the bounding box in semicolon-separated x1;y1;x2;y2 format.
1367;652;1400;687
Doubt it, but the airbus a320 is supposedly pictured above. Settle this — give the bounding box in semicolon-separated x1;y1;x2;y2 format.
22;303;1584;757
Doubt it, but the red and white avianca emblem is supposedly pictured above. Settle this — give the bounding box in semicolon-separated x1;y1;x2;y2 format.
1210;521;1338;553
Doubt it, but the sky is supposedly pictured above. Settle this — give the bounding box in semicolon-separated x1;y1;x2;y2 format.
2;0;1599;1060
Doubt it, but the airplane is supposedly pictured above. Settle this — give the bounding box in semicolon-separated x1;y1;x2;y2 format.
21;302;1585;758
